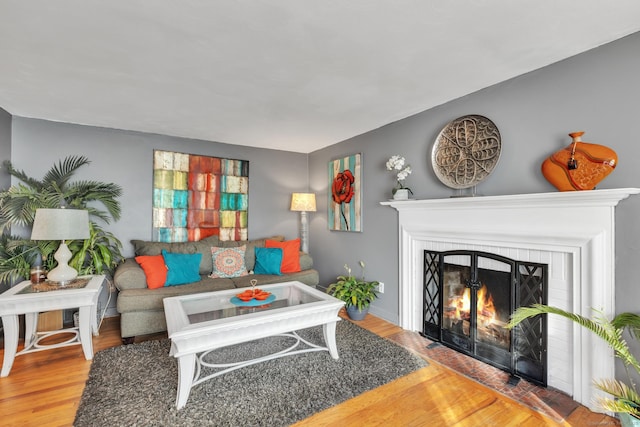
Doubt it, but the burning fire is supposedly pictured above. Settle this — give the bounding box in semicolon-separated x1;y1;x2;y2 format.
451;284;497;327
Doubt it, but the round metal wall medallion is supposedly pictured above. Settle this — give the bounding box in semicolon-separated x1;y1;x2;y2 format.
431;115;501;189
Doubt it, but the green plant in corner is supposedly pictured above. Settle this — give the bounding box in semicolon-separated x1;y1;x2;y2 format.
0;234;57;284
0;155;123;282
327;261;379;314
68;221;122;276
507;304;640;422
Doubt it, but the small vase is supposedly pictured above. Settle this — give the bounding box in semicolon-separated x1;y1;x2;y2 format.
393;188;409;200
541;131;617;191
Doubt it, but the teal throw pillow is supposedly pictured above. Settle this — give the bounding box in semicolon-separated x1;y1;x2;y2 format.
161;250;202;286
254;247;283;275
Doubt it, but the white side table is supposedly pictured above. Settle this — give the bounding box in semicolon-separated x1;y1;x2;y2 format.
0;275;105;377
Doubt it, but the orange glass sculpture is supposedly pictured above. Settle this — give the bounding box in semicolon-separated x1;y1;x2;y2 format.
541;131;617;191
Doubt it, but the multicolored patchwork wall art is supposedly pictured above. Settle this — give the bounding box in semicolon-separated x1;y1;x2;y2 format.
152;150;249;242
328;153;361;232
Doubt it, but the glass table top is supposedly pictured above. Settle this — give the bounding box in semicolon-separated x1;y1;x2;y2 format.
180;283;325;325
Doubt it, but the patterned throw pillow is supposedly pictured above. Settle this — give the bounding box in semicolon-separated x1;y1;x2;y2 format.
210;245;249;278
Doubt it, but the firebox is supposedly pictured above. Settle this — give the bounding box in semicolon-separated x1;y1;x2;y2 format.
423;250;547;386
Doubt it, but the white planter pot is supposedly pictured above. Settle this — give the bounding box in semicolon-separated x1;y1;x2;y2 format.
393;189;409;200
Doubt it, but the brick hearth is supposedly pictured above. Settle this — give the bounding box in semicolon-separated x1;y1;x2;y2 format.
386;329;591;424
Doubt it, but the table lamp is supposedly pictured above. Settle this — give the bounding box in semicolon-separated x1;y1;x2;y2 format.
290;193;316;253
31;208;90;284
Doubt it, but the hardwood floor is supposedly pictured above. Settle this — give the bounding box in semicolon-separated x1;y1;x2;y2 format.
0;313;620;426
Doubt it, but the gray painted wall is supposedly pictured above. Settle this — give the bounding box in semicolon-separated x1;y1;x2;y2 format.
0;107;11;294
9;118;311;315
309;31;640;331
10;118;310;255
0;107;10;190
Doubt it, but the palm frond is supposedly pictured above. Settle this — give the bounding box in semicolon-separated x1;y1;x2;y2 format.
596;379;640;416
612;312;640;341
596;379;640;404
510;305;640;373
599;398;640;417
0;235;40;284
64;181;123;222
41;156;91;189
0;184;62;229
1;155;123;278
2;160;45;189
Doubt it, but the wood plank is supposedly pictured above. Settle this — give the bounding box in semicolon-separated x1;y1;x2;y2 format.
0;314;620;426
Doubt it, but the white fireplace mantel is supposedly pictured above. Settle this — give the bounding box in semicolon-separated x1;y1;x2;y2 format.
381;188;640;411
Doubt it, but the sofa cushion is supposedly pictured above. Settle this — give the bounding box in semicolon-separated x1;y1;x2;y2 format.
243;236;282;271
190;235;221;274
134;255;167;289
254;247;283;275
162;250;202;286
131;239;162;256
216;235;285;271
299;253;313;271
231;269;320;288
130;235;286;275
117;276;235;313
114;258;148;290
131;235;219;275
209;246;249;278
265;238;301;273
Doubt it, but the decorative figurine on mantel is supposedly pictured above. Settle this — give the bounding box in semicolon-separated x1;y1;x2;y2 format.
386;155;413;200
431;114;502;197
541;131;617;191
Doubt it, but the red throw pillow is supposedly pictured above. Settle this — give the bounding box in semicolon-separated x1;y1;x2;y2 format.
265;238;301;273
135;255;168;289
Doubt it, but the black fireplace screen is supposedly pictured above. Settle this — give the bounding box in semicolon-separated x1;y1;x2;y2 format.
423;250;547;386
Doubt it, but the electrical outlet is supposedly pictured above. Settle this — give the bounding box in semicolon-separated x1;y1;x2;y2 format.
377;282;384;294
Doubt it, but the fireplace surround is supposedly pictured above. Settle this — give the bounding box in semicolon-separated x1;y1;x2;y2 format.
382;188;639;412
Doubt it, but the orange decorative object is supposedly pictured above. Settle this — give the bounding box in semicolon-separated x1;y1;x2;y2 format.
254;292;271;300
235;289;271;301
541;131;617;191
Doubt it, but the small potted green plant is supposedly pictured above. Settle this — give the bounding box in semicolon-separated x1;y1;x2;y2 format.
507;304;640;426
327;261;379;321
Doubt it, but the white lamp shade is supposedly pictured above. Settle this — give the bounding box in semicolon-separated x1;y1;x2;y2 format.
31;208;90;241
290;193;317;212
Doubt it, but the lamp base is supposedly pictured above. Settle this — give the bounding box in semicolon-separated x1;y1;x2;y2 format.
299;211;309;253
47;242;79;285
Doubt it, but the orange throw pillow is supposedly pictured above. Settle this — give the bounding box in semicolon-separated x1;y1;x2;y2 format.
135;255;168;289
265;238;301;273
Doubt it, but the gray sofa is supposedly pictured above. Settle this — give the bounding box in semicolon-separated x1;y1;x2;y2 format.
114;235;319;342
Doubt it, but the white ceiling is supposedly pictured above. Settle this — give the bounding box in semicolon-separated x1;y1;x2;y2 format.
1;1;639;153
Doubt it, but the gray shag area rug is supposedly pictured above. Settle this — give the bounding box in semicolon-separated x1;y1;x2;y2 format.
75;320;427;426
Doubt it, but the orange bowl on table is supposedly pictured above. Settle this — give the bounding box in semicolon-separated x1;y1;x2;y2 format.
254;292;271;300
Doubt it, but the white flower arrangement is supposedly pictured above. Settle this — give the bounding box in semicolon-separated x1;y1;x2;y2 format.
386;155;413;195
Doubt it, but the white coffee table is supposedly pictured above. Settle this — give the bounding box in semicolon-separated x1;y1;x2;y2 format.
0;275;105;377
163;281;344;409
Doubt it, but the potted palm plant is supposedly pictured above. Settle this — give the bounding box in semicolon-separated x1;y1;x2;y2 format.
0;155;123;285
327;261;379;321
507;304;640;426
